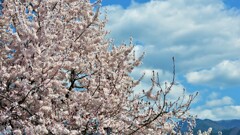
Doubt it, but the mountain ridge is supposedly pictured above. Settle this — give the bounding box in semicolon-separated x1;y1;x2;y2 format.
193;119;240;135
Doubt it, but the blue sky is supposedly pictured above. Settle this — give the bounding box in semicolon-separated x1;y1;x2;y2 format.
100;0;240;120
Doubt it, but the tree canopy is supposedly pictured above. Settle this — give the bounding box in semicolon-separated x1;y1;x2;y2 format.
0;0;198;134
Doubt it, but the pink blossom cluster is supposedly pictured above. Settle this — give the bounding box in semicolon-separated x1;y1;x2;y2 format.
0;0;197;134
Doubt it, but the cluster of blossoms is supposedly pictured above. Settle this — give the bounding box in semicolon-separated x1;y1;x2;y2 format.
197;128;222;135
0;0;200;134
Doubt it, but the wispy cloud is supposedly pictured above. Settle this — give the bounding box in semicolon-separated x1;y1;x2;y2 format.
206;96;233;107
191;105;240;120
186;60;240;87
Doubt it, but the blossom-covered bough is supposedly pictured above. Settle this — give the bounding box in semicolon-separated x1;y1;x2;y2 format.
0;0;199;134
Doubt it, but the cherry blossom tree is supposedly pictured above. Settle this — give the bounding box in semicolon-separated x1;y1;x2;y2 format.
0;0;197;134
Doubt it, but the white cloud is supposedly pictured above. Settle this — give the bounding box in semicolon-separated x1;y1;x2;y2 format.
131;67;192;102
191;105;240;120
133;45;145;58
205;96;233;107
133;79;190;102
131;67;173;94
191;96;237;120
186;60;240;86
131;67;173;81
104;0;240;87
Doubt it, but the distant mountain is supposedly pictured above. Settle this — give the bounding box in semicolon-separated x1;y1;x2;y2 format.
193;119;240;135
221;127;240;135
217;120;240;129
